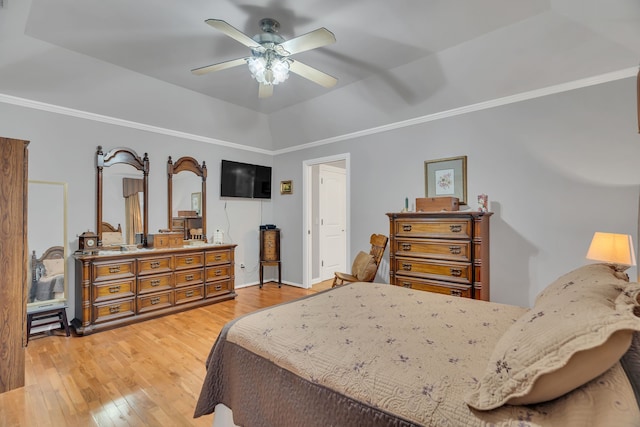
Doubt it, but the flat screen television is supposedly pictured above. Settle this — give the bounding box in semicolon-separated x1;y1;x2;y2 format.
220;160;272;199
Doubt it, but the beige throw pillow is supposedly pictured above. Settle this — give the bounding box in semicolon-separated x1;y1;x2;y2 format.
351;251;377;281
466;268;640;410
43;258;64;277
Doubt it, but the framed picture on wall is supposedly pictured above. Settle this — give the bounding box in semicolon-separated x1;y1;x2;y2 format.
425;156;467;204
280;180;293;195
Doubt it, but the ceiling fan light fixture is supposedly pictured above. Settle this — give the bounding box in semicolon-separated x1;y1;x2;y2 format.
247;54;290;85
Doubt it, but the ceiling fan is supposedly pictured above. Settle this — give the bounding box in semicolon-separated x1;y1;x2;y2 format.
192;18;338;98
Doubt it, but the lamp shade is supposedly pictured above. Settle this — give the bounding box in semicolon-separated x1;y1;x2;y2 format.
586;232;636;266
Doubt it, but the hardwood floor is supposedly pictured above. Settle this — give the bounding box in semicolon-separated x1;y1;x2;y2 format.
0;282;326;427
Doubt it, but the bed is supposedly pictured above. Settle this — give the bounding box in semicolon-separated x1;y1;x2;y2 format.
29;246;65;303
194;264;640;426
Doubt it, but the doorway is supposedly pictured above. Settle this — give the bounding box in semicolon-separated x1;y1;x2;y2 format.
302;154;350;289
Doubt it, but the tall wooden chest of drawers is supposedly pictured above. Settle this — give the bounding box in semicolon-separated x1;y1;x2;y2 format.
73;244;236;335
386;211;492;301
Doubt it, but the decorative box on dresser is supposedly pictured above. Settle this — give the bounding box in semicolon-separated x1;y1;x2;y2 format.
72;244;236;335
0;137;29;392
386;211;492;301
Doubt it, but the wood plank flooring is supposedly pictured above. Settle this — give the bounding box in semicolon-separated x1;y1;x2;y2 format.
0;282;329;427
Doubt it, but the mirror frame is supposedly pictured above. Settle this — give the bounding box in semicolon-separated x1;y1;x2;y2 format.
167;156;207;241
96;146;149;247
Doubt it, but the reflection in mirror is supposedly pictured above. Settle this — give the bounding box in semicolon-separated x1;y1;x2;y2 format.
27;181;67;308
167;156;207;242
97;146;149;248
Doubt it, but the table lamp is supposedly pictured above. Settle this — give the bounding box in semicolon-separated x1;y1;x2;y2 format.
586;232;636;281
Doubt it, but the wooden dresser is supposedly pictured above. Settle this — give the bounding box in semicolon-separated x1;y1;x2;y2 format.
386;211;492;301
72;244;236;335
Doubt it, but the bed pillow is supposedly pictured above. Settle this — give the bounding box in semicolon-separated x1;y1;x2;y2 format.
351;251;377;281
466;275;640;410
534;263;628;306
43;258;64;277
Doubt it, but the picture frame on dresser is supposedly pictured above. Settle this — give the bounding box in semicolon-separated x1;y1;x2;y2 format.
425;156;467;205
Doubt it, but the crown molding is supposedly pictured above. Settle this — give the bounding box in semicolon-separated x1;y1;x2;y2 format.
1;67;636;156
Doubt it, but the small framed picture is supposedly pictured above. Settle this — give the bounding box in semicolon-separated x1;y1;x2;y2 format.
280;180;293;195
191;192;202;215
425;156;467;204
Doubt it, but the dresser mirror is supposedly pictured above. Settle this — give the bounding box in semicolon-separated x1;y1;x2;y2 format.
27;180;68;308
167;156;207;242
96;146;149;248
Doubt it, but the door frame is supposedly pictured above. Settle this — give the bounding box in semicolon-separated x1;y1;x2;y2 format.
302;153;350;289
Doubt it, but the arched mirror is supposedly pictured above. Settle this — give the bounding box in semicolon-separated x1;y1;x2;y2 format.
96;146;149;248
27;180;68;308
167;156;207;242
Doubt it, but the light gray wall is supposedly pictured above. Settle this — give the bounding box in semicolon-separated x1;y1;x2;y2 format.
2;76;638;316
273;77;640;307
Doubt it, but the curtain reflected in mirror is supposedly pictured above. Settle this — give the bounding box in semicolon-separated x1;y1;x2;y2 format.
27;181;67;308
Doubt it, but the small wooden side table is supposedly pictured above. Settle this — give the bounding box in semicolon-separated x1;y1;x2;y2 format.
259;228;281;288
26;305;71;344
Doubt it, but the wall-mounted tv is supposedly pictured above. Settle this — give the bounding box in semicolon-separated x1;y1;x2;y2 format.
220;160;272;199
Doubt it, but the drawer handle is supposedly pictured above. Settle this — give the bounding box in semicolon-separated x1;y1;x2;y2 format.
401;282;412;288
213;255;222;261
185;257;194;264
150;297;161;305
108;285;121;294
109;305;121;314
449;225;462;233
109;265;121;274
450;268;462;277
185;290;195;298
150;279;161;287
401;243;411;251
402;224;412;232
402;263;412;271
449;246;462;255
185;274;194;281
214;270;222;276
215;284;222;291
150;261;161;269
450;289;462;297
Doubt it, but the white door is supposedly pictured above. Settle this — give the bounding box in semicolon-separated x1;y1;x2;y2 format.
319;164;347;280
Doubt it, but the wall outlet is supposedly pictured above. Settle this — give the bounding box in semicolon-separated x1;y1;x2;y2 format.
240;263;245;269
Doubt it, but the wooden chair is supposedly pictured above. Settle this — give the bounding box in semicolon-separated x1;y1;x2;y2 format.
332;234;388;287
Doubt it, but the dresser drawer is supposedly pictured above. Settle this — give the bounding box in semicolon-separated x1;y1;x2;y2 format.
395;277;472;298
175;252;204;270
93;259;136;282
138;256;173;276
93;298;135;323
205;265;231;282
138;272;173;294
394;238;470;262
175;269;204;288
93;279;136;303
394;257;471;284
205;279;232;298
393;218;471;239
175;284;204;305
137;290;173;314
205;250;231;265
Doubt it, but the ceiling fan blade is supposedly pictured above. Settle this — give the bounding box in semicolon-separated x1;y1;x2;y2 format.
191;57;248;75
289;60;338;88
205;19;262;50
278;27;336;55
259;83;273;98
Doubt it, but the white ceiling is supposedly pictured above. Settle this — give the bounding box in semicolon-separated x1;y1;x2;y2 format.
1;0;639;149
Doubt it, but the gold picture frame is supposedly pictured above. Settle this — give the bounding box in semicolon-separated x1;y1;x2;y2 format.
191;192;202;215
425;156;467;204
280;180;293;195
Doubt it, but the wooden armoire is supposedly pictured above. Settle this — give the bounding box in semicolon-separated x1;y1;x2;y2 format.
0;137;29;393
